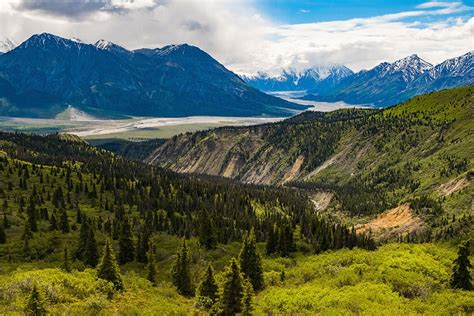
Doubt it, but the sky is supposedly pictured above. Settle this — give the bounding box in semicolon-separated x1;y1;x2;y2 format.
0;0;473;75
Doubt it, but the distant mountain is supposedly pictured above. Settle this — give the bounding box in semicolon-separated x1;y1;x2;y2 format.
0;33;305;118
302;52;473;107
241;65;353;92
0;39;16;54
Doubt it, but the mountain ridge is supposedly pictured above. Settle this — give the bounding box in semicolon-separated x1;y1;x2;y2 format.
0;33;305;118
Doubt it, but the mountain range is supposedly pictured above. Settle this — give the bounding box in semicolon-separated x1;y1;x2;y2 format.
243;52;473;107
240;65;353;93
0;33;304;118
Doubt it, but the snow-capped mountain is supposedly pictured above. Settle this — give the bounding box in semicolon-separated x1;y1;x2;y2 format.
0;32;303;118
302;52;473;107
242;65;353;92
0;38;16;53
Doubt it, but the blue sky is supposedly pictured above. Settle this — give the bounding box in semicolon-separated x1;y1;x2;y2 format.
256;0;474;23
1;0;473;73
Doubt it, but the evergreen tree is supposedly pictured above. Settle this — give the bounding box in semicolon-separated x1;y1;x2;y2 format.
118;216;135;264
197;263;219;306
171;238;192;295
62;247;71;272
75;219;89;260
146;241;157;286
48;213;58;231
3;213;10;229
26;198;38;233
136;227;151;263
25;285;47;316
59;208;70;234
83;228;99;267
239;229;264;291
0;223;5;244
450;240;472;290
97;239;123;291
219;258;244;315
198;211;217;250
266;224;278;255
242;278;254;316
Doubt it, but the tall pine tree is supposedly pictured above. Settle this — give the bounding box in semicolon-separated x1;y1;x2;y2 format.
25;285;47;315
197;263;219;308
239;229;264;291
97;239;123;291
171;238;192;295
118;216;135;264
84;228;99;267
219;258;244;315
451;240;472;290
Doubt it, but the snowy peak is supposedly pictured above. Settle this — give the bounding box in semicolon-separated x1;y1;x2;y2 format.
379;54;433;82
0;38;16;53
94;39;131;55
19;33;88;51
430;51;473;78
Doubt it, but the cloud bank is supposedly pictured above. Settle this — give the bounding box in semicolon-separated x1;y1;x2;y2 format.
0;0;472;74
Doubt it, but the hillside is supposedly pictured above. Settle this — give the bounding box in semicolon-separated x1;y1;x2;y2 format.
146;86;473;239
0;33;304;118
0;127;471;314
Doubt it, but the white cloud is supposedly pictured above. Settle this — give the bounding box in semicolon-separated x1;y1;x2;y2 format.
0;0;472;74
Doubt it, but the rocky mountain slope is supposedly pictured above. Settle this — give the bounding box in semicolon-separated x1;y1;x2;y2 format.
0;33;304;118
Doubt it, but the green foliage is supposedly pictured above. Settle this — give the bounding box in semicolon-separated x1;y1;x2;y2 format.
62;247;71;272
197;263;219;308
451;240;473;290
171;238;193;296
242;278;254;316
83;228;99;267
118;216;134;264
0;222;5;244
146;242;158;286
219;258;244;315
240;229;264;291
25;285;47;316
97;239;123;291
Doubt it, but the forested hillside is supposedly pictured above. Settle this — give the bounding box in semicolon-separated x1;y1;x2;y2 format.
145;86;473;242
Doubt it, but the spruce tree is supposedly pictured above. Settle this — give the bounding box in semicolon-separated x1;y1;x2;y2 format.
198;211;217;250
25;285;47;316
97;239;124;291
146;241;157;286
219;258;244;315
75;219;89;260
450;240;472;290
171;238;192;295
26;198;37;232
59;208;70;234
266;224;278;255
0;223;5;244
3;213;10;229
118;216;135;264
83;228;99;267
242;278;254;316
62;247;71;272
48;213;58;231
197;263;219;306
239;229;264;291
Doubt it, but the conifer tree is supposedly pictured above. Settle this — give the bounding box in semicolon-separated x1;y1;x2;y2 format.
197;263;219;306
3;213;10;229
239;229;264;291
451;240;472;290
136;227;151;263
75;219;89;260
118;216;135;264
48;213;58;231
266;224;278;255
59;208;70;233
198;211;217;250
97;239;124;291
242;278;254;316
62;247;71;272
26;198;38;232
171;238;192;295
219;258;244;315
84;228;99;267
25;285;47;316
146;241;157;286
0;223;5;244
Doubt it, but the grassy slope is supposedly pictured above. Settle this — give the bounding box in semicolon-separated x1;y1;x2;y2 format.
1;239;473;314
